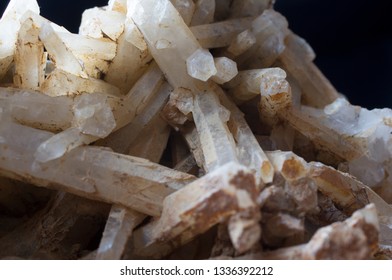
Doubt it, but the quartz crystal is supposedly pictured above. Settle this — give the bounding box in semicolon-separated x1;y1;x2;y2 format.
170;0;195;25
0;0;40;80
186;48;217;81
96;206;145;260
212;57;238;84
13;17;45;90
79;7;125;41
190;17;253;49
39;23;87;79
131;162;257;258
108;0;127;13
227;29;257;56
190;0;215;26
0;0;391;260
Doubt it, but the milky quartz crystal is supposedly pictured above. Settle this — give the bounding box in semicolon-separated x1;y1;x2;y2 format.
79;7;125;41
190;17;254;49
0;0;391;260
170;0;195;25
13;17;45;90
212;57;238;84
186;48;217;81
227;29;257;56
0;0;40;80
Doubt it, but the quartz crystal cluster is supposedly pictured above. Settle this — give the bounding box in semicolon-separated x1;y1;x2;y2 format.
0;0;391;260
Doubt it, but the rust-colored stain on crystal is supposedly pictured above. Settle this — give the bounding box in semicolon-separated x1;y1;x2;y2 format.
281;157;306;180
229;170;257;198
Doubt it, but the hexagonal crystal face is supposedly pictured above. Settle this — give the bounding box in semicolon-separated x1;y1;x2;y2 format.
186;48;217;81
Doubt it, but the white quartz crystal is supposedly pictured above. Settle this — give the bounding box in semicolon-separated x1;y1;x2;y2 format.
228;29;257;56
39;23;87;78
56;32;117;78
79;7;125;41
127;3;266;257
34;127;96;163
73;93;116;138
259;68;290;96
190;0;215;26
236;10;289;70
128;0;203;87
216;85;274;184
96;206;145;260
0;120;196;216
0;0;40;79
226;68;289;102
13;17;46;90
40;69;121;97
212;57;238;84
1;87;73;131
118;62;164;124
284;97;392;189
124;18;147;51
128;115;171;161
186;48;217;81
1;0;391;260
104;16;151;94
36;63;164;162
100;82;171;154
129;0;239;172
192;90;238;171
108;0;127;13
349;156;385;187
170;0;195;25
190;17;253;49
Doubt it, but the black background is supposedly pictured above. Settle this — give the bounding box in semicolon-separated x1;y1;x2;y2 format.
1;0;391;109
